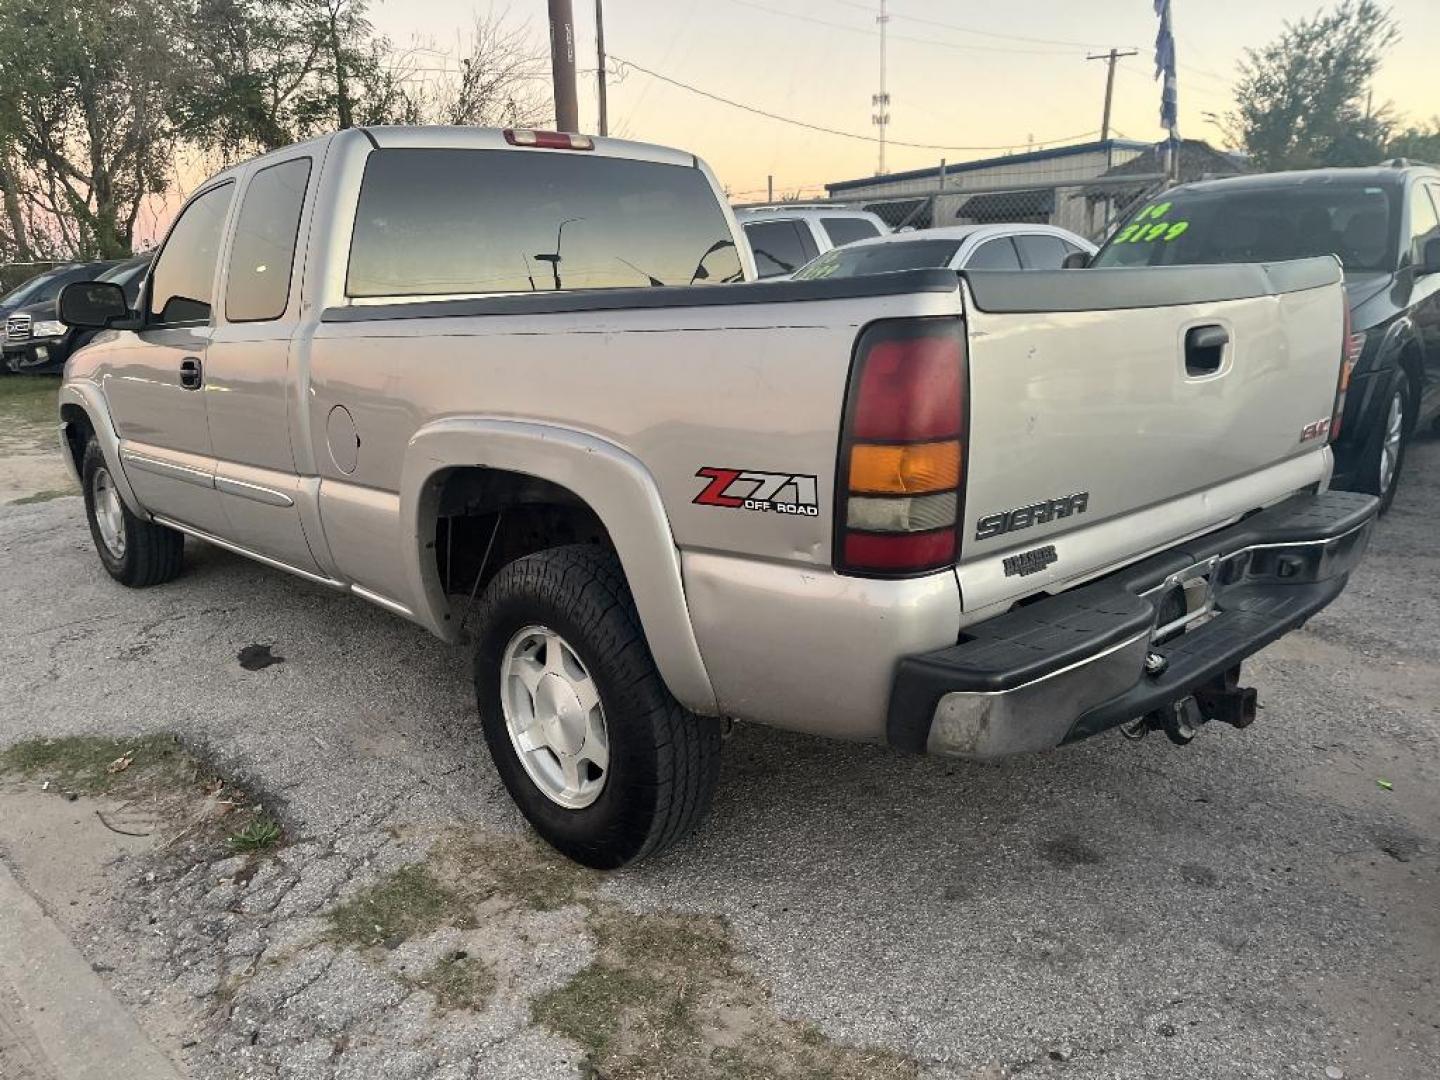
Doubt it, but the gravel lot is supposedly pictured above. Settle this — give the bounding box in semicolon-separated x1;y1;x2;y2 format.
0;391;1437;1079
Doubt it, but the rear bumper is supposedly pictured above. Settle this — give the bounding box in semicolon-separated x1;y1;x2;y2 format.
888;490;1378;759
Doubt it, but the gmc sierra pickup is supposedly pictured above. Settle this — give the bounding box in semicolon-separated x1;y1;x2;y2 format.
54;126;1377;867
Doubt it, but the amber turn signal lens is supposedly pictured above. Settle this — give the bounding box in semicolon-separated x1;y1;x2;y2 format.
849;440;961;495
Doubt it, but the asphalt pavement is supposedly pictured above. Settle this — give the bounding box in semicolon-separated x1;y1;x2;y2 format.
0;438;1437;1079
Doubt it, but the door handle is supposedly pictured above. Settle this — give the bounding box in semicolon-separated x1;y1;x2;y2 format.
1185;325;1229;376
179;357;203;390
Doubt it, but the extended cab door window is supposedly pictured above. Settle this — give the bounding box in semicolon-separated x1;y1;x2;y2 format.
147;183;234;326
226;158;312;322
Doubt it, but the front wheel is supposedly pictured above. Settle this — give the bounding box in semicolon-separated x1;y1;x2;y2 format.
81;437;185;587
472;545;722;868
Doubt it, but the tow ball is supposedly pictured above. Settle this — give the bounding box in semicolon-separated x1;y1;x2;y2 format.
1120;664;1258;746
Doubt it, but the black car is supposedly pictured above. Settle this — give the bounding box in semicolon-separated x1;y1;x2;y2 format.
1092;163;1440;511
3;256;148;374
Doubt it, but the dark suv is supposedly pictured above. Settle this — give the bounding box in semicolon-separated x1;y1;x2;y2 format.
3;257;147;374
1092;163;1440;511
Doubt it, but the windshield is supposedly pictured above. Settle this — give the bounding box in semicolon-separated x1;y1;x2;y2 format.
1093;182;1401;273
2;269;65;307
792;239;962;280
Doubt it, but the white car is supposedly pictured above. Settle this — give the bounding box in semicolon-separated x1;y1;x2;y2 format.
736;206;890;279
791;223;1097;280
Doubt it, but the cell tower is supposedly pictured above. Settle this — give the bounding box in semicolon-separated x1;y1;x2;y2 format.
872;0;890;175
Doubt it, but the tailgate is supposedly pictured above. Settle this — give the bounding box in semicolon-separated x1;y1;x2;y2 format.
956;258;1345;611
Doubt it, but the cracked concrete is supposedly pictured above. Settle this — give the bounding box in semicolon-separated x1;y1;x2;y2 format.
0;431;1438;1078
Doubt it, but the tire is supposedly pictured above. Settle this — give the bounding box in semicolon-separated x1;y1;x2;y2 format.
472;544;722;868
1355;373;1412;515
81;437;185;587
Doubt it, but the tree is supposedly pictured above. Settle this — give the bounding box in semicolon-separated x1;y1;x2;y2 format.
1222;0;1398;171
1388;119;1440;163
172;1;546;160
0;0;179;257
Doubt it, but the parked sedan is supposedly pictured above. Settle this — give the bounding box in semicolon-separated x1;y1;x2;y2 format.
789;223;1096;281
4;256;147;374
1091;164;1440;512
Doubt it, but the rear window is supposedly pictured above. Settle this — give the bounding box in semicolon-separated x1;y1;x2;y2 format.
743;220;817;279
1093;181;1402;273
791;239;961;280
347;149;742;296
820;216;881;248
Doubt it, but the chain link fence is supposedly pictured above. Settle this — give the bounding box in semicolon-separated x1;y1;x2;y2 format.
836;174;1170;246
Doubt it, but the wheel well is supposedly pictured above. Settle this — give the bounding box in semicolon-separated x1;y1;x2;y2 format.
430;467;613;599
59;404;93;476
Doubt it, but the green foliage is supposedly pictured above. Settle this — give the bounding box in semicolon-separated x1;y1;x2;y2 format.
1387;119;1440;164
0;734;187;794
229;816;284;851
1223;0;1398;171
327;864;473;947
0;0;179;257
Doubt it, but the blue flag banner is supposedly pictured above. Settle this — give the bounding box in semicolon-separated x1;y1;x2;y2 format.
1154;0;1178;135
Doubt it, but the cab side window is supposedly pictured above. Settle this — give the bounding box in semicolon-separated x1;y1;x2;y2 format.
1409;182;1440;266
148;183;234;326
226;159;312;322
965;238;1022;270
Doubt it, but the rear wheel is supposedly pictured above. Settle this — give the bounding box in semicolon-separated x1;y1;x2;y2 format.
81;437;185;586
473;544;722;868
1363;375;1412;515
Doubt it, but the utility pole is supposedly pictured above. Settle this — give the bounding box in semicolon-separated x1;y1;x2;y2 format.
594;0;608;136
1086;48;1137;146
871;0;890;175
548;0;580;133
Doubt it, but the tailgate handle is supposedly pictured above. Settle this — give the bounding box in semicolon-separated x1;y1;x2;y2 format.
1185;325;1228;376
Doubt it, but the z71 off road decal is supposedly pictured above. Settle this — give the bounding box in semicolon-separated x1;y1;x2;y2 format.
694;468;820;517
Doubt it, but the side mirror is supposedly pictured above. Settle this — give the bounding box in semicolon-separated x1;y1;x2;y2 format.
1062;250;1091;269
1422;237;1440;275
57;280;130;329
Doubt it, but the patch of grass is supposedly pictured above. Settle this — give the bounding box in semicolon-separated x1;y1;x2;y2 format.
9;487;75;505
443;834;599;911
229;816;283;852
534;905;916;1080
0;734;189;795
415;950;497;1011
0;734;283;858
327;864;474;948
0;375;60;429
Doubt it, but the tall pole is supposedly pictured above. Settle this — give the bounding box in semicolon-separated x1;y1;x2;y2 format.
548;0;580;133
594;0;608;136
1087;48;1138;146
871;0;890;175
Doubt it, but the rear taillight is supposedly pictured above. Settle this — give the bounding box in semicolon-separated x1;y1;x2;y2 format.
503;128;595;150
1331;302;1362;442
835;321;967;576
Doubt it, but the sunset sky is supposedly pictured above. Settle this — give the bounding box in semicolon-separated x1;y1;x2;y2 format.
370;0;1440;199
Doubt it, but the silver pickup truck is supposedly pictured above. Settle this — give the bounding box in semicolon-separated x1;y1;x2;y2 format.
55;127;1377;867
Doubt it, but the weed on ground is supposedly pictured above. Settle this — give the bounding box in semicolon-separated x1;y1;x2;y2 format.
0;733;283;855
320;833;916;1080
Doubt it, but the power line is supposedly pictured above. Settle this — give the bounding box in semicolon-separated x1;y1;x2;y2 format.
609;55;1098;152
822;0;1131;51
720;0;1085;56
